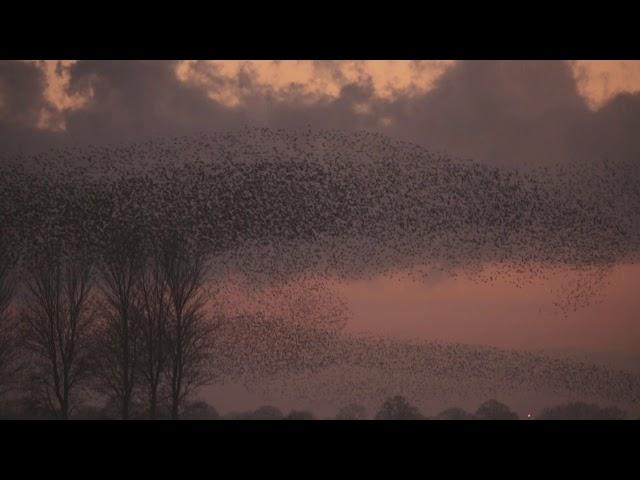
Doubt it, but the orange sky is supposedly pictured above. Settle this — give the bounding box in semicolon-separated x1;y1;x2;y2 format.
30;60;640;130
340;263;640;353
213;261;640;356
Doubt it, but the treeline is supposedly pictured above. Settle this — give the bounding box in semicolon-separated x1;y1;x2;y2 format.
0;394;630;420
0;162;220;420
0;232;215;419
360;396;628;420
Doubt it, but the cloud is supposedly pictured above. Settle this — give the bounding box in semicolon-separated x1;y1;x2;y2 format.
381;61;592;168
573;60;640;109
176;60;454;107
0;61;66;155
1;60;638;171
0;61;48;126
60;60;246;146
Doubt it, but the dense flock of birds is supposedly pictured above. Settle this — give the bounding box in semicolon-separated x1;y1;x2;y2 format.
224;332;640;410
1;127;639;407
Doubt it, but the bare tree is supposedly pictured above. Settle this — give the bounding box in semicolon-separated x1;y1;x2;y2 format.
94;232;146;420
0;162;26;402
137;253;171;419
0;248;20;400
160;237;214;420
21;248;97;419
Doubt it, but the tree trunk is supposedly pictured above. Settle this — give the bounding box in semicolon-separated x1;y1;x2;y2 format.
122;397;130;420
148;388;157;420
61;398;69;420
170;395;179;420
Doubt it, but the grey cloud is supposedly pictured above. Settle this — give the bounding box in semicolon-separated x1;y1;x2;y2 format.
1;60;639;174
0;61;47;126
0;61;63;155
61;60;245;147
382;61;592;168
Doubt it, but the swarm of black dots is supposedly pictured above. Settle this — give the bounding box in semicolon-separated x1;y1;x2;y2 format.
1;127;639;406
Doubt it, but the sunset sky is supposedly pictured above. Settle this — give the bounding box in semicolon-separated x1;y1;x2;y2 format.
2;60;640;391
4;60;640;131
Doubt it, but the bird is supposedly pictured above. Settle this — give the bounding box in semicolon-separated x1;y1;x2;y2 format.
1;126;638;414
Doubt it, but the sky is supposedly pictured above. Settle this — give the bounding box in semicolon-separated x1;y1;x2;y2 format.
2;60;640;158
2;60;640;414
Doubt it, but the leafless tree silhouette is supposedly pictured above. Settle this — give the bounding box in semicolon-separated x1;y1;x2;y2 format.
159;237;214;419
0;247;20;399
0;163;25;402
137;252;171;419
93;232;146;419
21;247;97;419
